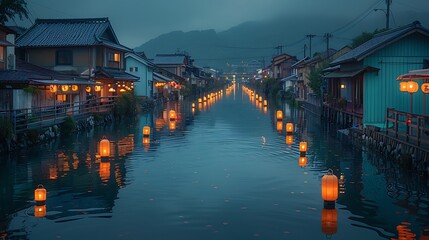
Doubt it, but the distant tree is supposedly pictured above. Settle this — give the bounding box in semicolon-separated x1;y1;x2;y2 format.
0;0;29;25
351;28;387;48
307;61;328;98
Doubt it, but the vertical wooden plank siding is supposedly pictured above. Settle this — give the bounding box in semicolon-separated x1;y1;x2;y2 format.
363;33;429;127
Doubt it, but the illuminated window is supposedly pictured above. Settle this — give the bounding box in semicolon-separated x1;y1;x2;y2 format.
57;94;67;102
114;53;120;62
0;46;4;62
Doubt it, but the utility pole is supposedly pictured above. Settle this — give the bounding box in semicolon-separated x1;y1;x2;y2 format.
306;34;316;57
386;0;391;29
324;33;333;58
274;45;283;55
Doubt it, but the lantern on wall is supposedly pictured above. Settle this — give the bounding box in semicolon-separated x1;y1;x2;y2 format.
49;85;57;93
169;110;177;121
286;135;293;145
34;204;47;218
61;85;69;92
399;82;408;92
299;141;307;155
85;86;92;93
143;126;151;137
407;81;418;93
321;169;338;209
99;137;111;158
34;184;46;204
321;208;338;235
276;121;283;132
299;156;307;167
286;123;294;134
71;85;79;92
276;110;283;121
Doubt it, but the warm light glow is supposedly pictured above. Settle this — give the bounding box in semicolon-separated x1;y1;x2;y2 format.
299;157;307;167
198;98;202;103
120;88;126;92
286;135;293;145
34;184;46;202
203;96;207;102
169;110;177;120
400;82;408;92
276;110;283;121
108;87;116;92
99;138;111;157
143;136;150;145
114;53;120;62
321;208;338;235
276;121;283;132
340;84;345;89
321;169;339;202
155;82;166;87
95;84;102;92
61;85;69;92
192;103;196;108
71;85;79;91
143;126;151;136
421;83;429;94
99;161;111;183
263;100;267;106
407;81;418;93
259;96;262;102
299;142;307;153
169;121;176;131
286;123;294;133
85;86;91;93
49;85;57;93
34;205;47;218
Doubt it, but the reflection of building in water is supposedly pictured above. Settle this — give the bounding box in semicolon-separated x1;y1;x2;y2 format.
391;222;416;240
117;134;135;157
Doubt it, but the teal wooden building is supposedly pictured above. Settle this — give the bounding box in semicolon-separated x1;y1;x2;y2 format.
325;21;429;128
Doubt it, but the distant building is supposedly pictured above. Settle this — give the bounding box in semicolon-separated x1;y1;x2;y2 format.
271;53;297;80
125;52;154;98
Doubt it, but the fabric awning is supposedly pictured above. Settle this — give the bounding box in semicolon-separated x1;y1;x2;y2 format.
32;79;97;85
397;68;429;80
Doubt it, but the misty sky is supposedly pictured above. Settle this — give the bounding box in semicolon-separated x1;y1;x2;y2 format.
12;0;429;48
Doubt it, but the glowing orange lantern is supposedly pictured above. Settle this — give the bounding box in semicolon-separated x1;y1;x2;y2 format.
276;121;283;132
286;123;294;133
259;96;262;102
34;204;47;218
34;184;46;203
276;110;283;121
61;85;69;92
198;98;202;103
85;86;91;93
407;81;418;93
169;121;176;131
256;94;259;99
71;85;79;91
203;96;207;102
299;141;307;154
99;137;111;157
95;83;102;92
263;100;267;106
169;110;177;121
286;135;293;145
321;208;337;235
192;103;196;108
143;126;151;136
49;85;57;93
400;82;408;92
321;169;338;208
299;156;307;167
143;136;150;145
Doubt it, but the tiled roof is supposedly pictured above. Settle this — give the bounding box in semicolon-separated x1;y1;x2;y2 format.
304;49;337;65
153;54;186;65
16;18;130;51
95;67;139;81
331;21;429;65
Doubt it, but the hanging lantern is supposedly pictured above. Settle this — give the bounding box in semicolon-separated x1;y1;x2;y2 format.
198;98;202;103
143;126;151;136
299;141;307;155
299;156;307;167
263;100;268;106
169;120;176;131
34;184;46;203
407;81;418;93
99;161;111;183
321;169;338;209
95;85;102;92
321;208;337;235
85;86;91;93
276;110;283;121
286;123;294;133
61;85;69;92
49;85;57;93
192;103;196;108
169;110;177;121
34;204;47;218
397;82;408;93
276;121;283;132
71;85;79;92
286;135;293;145
99;137;111;158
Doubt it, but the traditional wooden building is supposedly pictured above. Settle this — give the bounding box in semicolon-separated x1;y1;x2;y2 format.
324;21;429;127
271;53;297;80
125;52;154;98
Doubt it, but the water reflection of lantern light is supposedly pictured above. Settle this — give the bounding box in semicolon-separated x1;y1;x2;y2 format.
259;96;262;102
192;102;195;108
299;156;307;167
321;208;337;236
263;100;267;106
169;120;176;131
321;169;338;209
99;161;111;183
169;110;177;121
299;141;307;156
286;123;294;134
34;184;46;204
99;137;111;158
143;137;150;152
395;223;417;240
143;126;151;137
286;135;293;145
276;110;283;121
34;204;47;218
203;96;207;102
276;121;283;132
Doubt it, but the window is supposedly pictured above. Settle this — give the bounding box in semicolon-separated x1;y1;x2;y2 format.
129;67;138;72
0;46;4;62
56;49;73;65
107;51;120;62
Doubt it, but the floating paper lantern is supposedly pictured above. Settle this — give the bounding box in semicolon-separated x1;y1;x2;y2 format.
259;96;262;102
299;156;307;167
276;110;283;121
34;184;46;203
321;208;337;235
321;169;338;209
203;96;207;102
99;137;111;157
286;123;294;133
169;110;177;121
286;135;293;145
34;204;46;218
198;98;202;103
192;103;196;108
299;141;307;154
143;126;150;136
263;100;267;106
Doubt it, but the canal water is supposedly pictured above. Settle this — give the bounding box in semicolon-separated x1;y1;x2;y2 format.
0;84;428;239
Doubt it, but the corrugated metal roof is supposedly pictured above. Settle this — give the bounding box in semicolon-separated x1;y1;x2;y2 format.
16;18;129;50
153;55;186;65
331;21;429;65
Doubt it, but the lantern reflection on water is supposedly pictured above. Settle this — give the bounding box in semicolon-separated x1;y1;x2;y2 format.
34;204;46;218
99;137;111;158
34;184;46;203
143;126;151;136
99;161;111;183
286;135;293;145
169;121;176;131
276;121;283;132
321;208;337;235
192;102;196;108
299;156;307;167
198;98;202;103
321;169;338;209
263;100;267;106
